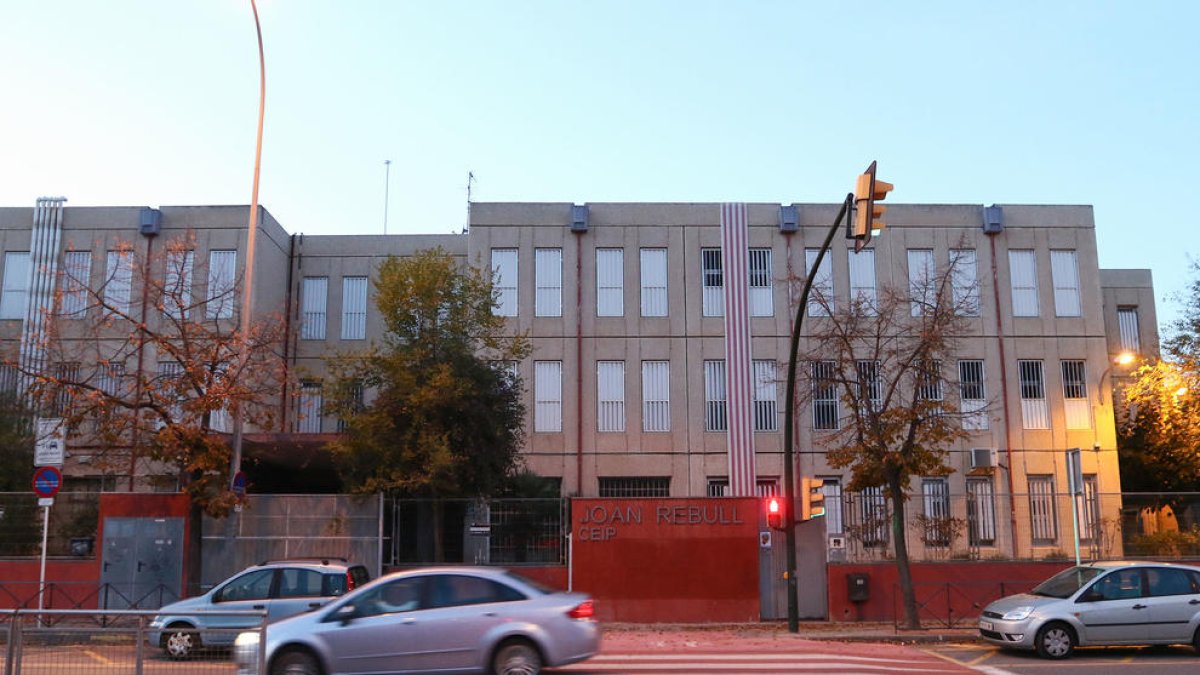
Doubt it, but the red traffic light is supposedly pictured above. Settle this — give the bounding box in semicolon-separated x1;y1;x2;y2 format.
766;497;785;531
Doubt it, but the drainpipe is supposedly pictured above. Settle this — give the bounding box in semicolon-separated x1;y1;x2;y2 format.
129;231;155;491
984;208;1020;558
280;233;297;427
575;232;584;495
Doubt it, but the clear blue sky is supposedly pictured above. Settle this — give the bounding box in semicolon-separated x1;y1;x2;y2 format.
1;1;1196;328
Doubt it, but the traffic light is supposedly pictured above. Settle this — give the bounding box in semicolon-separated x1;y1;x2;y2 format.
800;477;826;521
850;161;893;252
766;497;785;531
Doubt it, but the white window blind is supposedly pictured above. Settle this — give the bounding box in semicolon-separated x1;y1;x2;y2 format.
1061;359;1090;429
206;250;237;319
1117;307;1140;352
640;248;668;317
341;276;368;340
748;248;773;317
949;249;980;316
105;250;134;314
1018;360;1050;429
298;382;323;433
907;249;935;316
596;249;623;317
534;361;563;432
163;249;193;320
0;252;30;320
596;360;625;432
752;360;778;432
848;249;877;313
701;248;724;317
534;248;562;317
966;478;996;546
811;360;839;430
55;251;91;318
958;359;989;430
821;479;844;534
301;277;328;340
704;360;727;432
1050;250;1081;317
804;249;833;316
491;249;518;317
641;360;671;432
1028;475;1058;544
1008;250;1039;317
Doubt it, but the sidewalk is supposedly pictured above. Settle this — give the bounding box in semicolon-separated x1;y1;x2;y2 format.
600;621;982;649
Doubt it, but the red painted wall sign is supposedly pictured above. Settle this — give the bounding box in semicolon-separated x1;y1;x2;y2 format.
571;498;760;623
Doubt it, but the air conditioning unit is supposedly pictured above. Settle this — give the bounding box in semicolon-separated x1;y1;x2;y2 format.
970;448;998;470
139;207;162;236
982;205;1003;234
569;204;589;233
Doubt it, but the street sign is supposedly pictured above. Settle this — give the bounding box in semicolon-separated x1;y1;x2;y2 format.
34;418;65;466
32;466;62;499
231;471;247;497
38;497;53;507
1066;448;1083;496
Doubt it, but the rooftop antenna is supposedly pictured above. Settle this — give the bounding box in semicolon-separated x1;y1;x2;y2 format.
464;171;475;233
383;159;392;234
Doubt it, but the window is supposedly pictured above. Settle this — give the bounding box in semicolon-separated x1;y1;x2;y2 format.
596;249;623;317
300;277;328;340
0;252;30;320
857;486;889;546
1146;567;1198;598
534;361;562;432
1061;360;1090;429
51;362;79;416
277;569;324;598
1008;250;1039;317
1117;306;1140;352
1081;474;1100;543
907;249;935;316
61;251;92;318
426;575;525;609
966;478;996;546
848;249;877;313
856;360;881;410
641;360;671;432
341;276;368;340
1089;569;1143;601
155;361;183;422
701;248;723;317
216;569;275;603
336;380;364;433
0;364;17;394
811;360;839;430
958;360;988;430
105;250;134;314
804;249;833;316
298;382;323;433
97;363;125;397
491;249;517;317
598;477;670;498
748;248;773;316
1028;475;1058;544
921;478;952;547
162;249;193;320
752;360;778;432
706;478;780;498
356;578;425;617
704;360;727;432
596;361;625;432
821;478;844;535
206;250;237;319
1050;250;1081;317
917;360;943;414
639;248;668;317
534;248;562;317
949;249;980;316
1018;360;1050;429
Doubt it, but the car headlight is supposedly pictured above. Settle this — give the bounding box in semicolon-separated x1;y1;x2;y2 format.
148;617;163;629
1001;606;1034;621
235;632;261;648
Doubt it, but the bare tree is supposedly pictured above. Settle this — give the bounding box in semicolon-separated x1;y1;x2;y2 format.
797;249;976;628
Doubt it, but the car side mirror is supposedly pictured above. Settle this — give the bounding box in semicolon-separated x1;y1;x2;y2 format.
332;603;358;624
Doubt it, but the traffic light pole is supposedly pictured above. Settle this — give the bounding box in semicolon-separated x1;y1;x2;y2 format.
782;193;853;633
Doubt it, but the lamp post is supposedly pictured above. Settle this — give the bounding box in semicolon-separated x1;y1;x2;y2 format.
229;0;266;491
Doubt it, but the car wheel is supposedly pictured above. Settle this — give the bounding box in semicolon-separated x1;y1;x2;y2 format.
492;639;542;675
1034;622;1075;659
272;650;322;675
1193;626;1200;654
162;624;200;660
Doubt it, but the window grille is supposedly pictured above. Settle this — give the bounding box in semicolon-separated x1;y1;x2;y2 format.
534;248;562;317
491;249;518;317
298;382;323;433
61;251;93;318
155;361;184;422
641;360;670;432
856;487;888;547
1061;359;1090;429
162;250;193;320
105;250;134;314
907;249;935;316
596;361;625;432
51;362;80;416
1008;250;1039;317
1117;307;1140;352
97;363;125;397
958;360;988;430
0;364;17;393
921;478;952;547
0;252;30;320
703;360;727;432
706;478;779;498
1028;475;1058;544
337;380;364;433
966;478;997;546
534;361;562;432
1050;250;1081;317
804;249;833;316
917;360;943;414
598;477;669;498
300;277;328;340
639;248;668;317
821;478;844;535
341;276;368;340
848;249;877;314
596;248;623;317
206;250;237;319
752;360;778;432
701;248;724;317
748;248;773;317
811;360;839;430
1018;360;1050;429
950;249;980;316
856;360;881;408
1081;475;1101;543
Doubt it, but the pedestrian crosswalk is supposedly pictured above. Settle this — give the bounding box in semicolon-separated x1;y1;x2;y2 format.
557;651;978;673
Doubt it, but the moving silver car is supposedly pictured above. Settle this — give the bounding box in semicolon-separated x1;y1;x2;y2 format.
979;560;1200;658
233;566;599;675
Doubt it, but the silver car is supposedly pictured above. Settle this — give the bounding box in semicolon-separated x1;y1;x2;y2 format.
233;566;599;675
150;558;370;659
979;561;1200;658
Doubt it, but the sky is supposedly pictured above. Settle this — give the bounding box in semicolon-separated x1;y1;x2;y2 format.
1;1;1197;329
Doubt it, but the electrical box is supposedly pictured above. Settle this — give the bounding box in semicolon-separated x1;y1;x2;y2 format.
982;205;1003;234
139;207;162;236
848;573;869;603
570;204;589;233
779;204;799;233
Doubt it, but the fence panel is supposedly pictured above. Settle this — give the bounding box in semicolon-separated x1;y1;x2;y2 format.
386;498;567;567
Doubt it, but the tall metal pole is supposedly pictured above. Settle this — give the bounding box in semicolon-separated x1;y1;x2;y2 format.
230;0;266;488
383;160;392;234
782;194;852;633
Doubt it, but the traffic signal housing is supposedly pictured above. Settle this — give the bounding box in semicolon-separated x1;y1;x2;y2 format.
800;477;826;521
766;497;785;531
850;161;893;252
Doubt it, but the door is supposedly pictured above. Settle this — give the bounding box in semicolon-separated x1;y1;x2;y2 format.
1075;568;1149;644
207;568;277;645
100;517;184;609
1143;567;1200;642
270;567;329;621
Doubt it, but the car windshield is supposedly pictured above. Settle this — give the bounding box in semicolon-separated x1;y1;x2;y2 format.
1031;566;1107;598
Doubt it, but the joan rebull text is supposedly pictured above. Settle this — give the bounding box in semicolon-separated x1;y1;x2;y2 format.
576;503;744;541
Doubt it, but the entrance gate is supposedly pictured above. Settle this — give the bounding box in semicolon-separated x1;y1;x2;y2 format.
99;517;184;609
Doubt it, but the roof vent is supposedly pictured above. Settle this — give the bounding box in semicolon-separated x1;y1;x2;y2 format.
779;204;799;234
139;207;162;237
570;204;589;233
982;205;1003;234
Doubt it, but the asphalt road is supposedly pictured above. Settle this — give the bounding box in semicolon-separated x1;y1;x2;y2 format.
926;642;1200;675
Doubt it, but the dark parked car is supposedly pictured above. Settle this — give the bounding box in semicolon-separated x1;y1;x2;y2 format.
233;566;599;675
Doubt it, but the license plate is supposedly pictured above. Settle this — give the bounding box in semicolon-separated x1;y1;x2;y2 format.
980;620;994;630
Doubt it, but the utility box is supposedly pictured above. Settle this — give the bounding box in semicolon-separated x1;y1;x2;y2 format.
847;573;869;603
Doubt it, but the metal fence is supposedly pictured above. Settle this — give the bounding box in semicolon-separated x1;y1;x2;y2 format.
0;492;99;557
386;498;567;567
1;608;265;674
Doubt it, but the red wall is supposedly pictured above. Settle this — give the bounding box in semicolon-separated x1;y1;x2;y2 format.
827;561;1073;623
0;559;99;609
570;498;760;623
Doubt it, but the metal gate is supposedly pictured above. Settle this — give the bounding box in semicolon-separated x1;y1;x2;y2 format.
98;517;184;609
758;517;828;620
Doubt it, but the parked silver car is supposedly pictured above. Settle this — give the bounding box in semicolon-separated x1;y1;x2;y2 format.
233;566;599;675
150;558;370;659
979;561;1200;658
